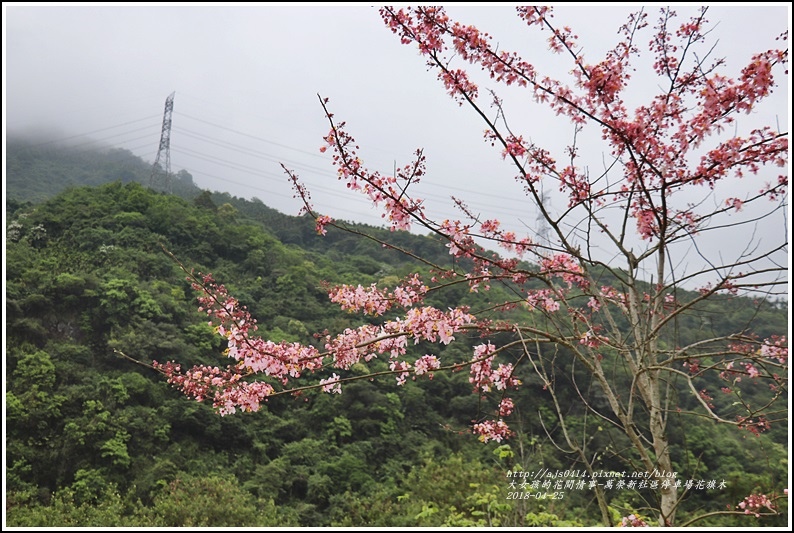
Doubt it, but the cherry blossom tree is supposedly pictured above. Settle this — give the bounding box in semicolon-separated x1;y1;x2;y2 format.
150;6;788;527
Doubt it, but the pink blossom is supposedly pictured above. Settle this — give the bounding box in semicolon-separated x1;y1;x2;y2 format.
744;363;760;379
472;419;512;443
580;330;608;348
389;360;411;386
539;253;589;289
328;274;429;316
319;374;342;394
315;214;333;235
636;209;658;240
498;397;514;417
414;354;441;376
725;197;744;211
503;135;528;159
736;493;776;517
698;389;714;409
526;289;561;313
469;343;521;394
618;514;649;527
760;335;788;364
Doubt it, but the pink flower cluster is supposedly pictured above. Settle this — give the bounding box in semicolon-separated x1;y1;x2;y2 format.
328;274;428;316
498;397;514;417
151;361;278;416
723;335;789;387
618;514;649;527
383;4;788;255
725;197;744;211
526;288;561;313
469;343;521;393
401;306;473;345
439;219;474;258
635;209;658;241
414;354;441;377
438;68;479;104
539;253;589;289
743;363;760;379
154;273;477;412
318;110;427;232
580;329;608;349
578;58;627;104
516;6;552;29
389;360;412;386
503;135;528;159
315;214;333;236
319;373;342;394
558;165;592;206
152;273;325;413
599;286;628;311
737;492;776;517
698;389;714;409
473;216;534;258
736;416;771;436
760;335;788;364
472;419;512;443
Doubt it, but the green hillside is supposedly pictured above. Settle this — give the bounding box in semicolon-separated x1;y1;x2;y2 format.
4;139;788;527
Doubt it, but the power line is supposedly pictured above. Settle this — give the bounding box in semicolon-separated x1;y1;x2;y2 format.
172;125;333;177
174;110;327;161
168;121;536;216
12;115;161;148
173;107;532;205
170;140;541;223
59;125;162;152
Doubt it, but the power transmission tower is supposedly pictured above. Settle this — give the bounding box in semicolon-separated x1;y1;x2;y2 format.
149;91;175;192
536;185;552;252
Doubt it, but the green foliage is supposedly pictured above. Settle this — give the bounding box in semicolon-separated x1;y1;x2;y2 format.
4;138;788;526
524;510;585;527
6;487;153;527
150;474;296;526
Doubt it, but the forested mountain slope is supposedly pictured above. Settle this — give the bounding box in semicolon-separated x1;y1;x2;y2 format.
4;140;788;526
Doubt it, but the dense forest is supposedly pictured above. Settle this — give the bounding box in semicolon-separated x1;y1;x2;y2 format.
4;139;789;526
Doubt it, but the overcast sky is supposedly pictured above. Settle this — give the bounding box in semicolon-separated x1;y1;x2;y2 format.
3;3;791;292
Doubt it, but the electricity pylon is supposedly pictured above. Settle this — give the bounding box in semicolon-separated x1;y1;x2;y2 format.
536;186;551;252
149;92;175;192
